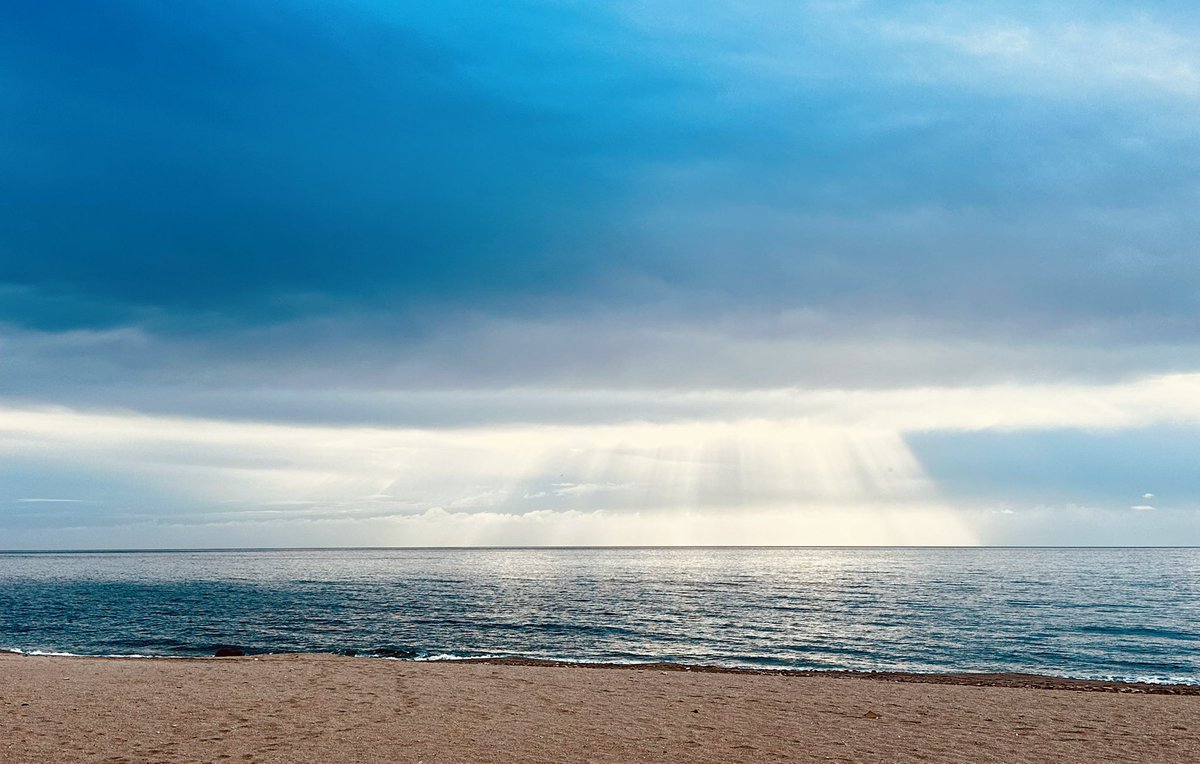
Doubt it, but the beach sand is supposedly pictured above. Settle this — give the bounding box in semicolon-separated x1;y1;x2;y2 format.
2;652;1197;763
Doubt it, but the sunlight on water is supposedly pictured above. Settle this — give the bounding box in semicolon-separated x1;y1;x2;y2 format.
2;548;1197;683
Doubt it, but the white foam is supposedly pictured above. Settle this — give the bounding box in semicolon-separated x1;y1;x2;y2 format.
2;647;156;659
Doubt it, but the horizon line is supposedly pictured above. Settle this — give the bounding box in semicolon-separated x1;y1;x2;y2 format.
2;545;1198;554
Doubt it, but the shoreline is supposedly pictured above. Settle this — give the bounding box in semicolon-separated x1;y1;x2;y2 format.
3;651;1198;763
463;657;1200;694
6;648;1198;694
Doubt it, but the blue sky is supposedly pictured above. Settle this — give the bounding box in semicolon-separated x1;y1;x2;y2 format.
1;1;1198;547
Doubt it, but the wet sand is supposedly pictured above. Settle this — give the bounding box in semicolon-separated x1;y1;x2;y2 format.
2;652;1197;763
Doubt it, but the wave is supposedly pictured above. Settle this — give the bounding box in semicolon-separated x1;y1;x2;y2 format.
4;645;1198;686
2;647;156;659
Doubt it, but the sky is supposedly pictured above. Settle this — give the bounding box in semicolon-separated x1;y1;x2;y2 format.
1;0;1198;547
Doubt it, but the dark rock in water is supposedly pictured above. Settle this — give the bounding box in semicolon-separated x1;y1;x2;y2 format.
373;648;417;659
213;646;245;657
339;648;358;657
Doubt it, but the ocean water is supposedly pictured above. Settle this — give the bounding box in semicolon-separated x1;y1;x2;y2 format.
1;547;1197;683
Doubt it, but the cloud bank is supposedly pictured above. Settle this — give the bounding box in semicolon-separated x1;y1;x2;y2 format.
1;1;1198;546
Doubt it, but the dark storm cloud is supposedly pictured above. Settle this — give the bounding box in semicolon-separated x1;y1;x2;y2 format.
0;1;633;327
3;0;1198;341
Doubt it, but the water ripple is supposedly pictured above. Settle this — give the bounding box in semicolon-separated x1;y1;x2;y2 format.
1;548;1197;683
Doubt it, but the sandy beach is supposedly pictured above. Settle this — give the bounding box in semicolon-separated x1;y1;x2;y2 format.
2;652;1197;763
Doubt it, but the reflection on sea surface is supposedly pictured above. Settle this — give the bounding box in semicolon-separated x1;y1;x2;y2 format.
1;547;1197;683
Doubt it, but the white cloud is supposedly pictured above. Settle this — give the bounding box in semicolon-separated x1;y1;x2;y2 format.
880;15;1200;99
3;371;1198;545
16;498;87;503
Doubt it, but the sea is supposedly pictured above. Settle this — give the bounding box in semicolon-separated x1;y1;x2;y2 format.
1;547;1197;684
